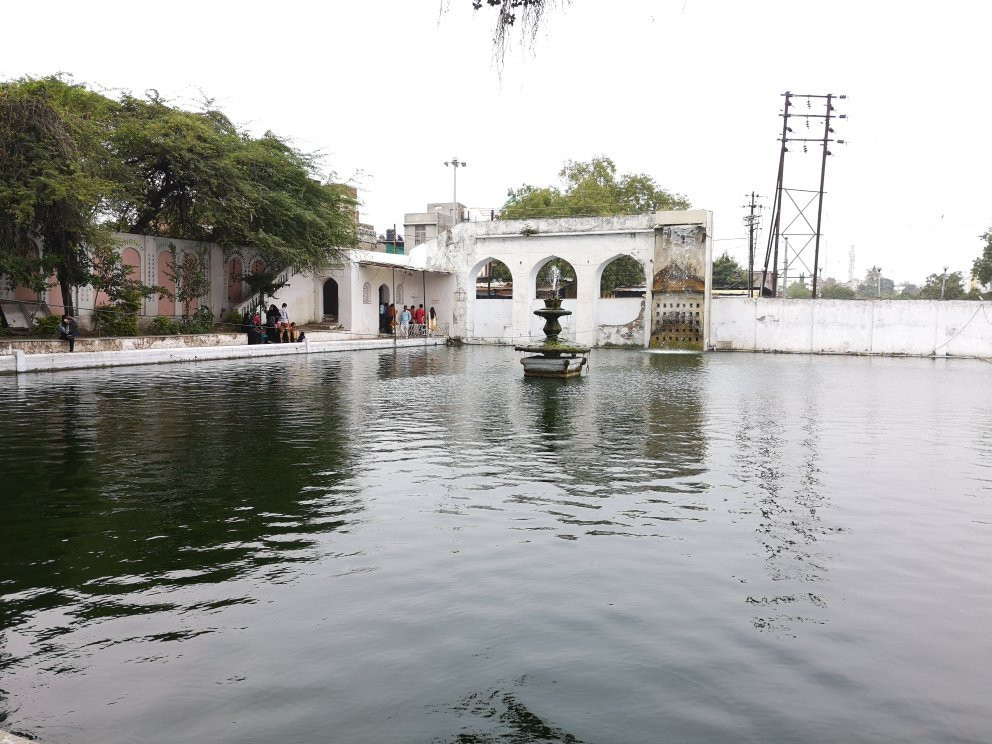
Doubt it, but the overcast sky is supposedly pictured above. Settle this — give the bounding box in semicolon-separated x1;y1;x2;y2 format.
4;0;990;284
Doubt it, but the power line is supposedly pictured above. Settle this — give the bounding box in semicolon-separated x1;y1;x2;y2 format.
761;91;848;298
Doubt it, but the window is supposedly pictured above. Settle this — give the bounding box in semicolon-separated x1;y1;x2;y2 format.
414;225;427;246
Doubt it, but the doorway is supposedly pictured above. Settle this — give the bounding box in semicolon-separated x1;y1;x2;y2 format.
323;278;339;320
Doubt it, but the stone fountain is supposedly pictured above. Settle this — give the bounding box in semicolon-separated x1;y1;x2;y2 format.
514;266;590;378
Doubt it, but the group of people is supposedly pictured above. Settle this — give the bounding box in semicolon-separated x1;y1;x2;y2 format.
379;303;438;337
243;303;306;345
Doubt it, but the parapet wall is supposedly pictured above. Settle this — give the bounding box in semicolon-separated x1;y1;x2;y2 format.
710;297;992;358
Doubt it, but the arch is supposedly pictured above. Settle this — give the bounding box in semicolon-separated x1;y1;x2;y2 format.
472;258;513;299
532;256;577;299
157;250;176;316
598;254;647;298
362;281;371;304
396;283;404;305
122;247;141;282
227;257;244;304
378;283;390;305
322;278;339;319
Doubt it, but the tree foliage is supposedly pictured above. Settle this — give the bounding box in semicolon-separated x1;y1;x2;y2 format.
600;256;645;296
165;243;211;318
500;156;689;220
920;270;967;300
972;228;992;288
712;252;747;289
0;76;120;313
1;75;357;317
820;279;855;299
855;266;895;298
786;282;811;299
471;0;564;65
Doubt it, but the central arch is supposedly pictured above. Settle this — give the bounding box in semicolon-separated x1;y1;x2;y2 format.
323;278;339;320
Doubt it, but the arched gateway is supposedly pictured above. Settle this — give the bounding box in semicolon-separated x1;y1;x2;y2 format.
323;278;339;321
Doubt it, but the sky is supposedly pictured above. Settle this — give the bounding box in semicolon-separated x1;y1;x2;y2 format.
4;0;991;285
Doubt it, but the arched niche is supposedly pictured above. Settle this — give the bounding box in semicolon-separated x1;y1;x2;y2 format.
471;258;513;299
598;255;647;298
532;257;577;299
157;251;176;316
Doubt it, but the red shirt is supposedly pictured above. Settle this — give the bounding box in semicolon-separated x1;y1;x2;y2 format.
414;307;425;324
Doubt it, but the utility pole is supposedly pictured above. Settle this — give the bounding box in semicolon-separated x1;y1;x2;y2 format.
782;237;789;296
742;192;762;298
444;157;467;226
877;266;882;298
762;91;791;297
941;266;949;300
763;92;847;300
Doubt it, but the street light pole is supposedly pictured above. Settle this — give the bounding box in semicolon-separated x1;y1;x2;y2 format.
444;157;466;226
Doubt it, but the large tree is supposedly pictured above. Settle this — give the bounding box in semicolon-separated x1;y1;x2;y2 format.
111;94;357;276
501;156;689;220
1;77;357;319
0;76;120;314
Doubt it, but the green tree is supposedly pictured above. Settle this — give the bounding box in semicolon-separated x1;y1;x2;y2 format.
712;252;747;289
111;95;358;282
0;76;120;314
600;256;645;296
89;240;160;335
786;282;811;299
165;243;211;318
920;270;967;300
501;156;689;220
820;280;856;300
856;266;895;298
972;228;992;288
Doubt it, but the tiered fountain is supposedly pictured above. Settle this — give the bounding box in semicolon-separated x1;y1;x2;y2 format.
514;267;590;378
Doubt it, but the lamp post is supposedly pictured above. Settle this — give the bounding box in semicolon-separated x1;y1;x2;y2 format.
444;157;466;225
940;266;949;300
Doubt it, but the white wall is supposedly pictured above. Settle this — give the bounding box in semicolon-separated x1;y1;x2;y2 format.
469;299;513;342
711;297;992;358
595;297;644;346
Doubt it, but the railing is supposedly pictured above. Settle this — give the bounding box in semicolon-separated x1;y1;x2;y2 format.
231;265;300;316
395;322;449;339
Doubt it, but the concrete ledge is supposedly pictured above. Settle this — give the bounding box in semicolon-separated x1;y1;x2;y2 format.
1;337;443;375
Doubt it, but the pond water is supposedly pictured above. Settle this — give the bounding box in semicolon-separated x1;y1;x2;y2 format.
1;347;991;743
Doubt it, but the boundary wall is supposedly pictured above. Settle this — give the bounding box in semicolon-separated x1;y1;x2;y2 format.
710;297;992;358
0;337;442;375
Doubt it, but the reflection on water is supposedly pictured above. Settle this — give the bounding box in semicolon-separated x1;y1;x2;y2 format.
1;348;992;743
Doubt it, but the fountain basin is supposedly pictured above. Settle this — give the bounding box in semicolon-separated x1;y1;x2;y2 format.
517;353;588;378
514;296;590;378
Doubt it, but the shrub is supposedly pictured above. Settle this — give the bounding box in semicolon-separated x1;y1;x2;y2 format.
180;306;215;334
93;303;139;337
31;315;63;337
149;316;181;335
221;309;244;328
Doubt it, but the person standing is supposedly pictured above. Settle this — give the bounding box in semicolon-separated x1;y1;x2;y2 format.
279;303;290;342
57;315;78;352
387;303;397;335
428;306;438;335
265;304;281;343
414;304;425;335
399;305;411;337
379;301;388;333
